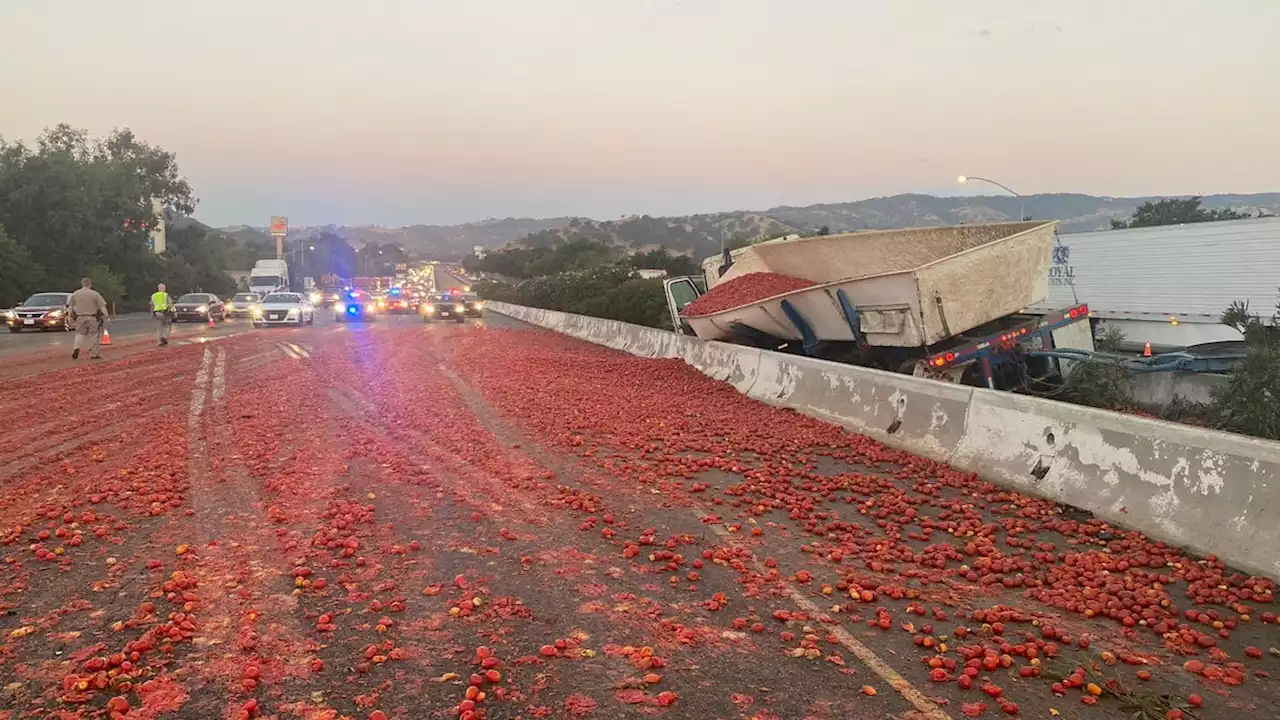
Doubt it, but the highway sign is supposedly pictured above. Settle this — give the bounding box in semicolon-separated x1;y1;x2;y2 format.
269;216;288;237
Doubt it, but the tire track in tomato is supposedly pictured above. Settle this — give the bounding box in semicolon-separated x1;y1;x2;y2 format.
441;330;961;715
392;326;909;719
176;335;404;718
0;387;187;474
0;340;277;712
447;326;1280;720
166;340;345;717
317;332;677;718
0;412;197;715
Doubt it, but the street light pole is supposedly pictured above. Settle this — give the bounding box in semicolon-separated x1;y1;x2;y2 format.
958;175;1025;221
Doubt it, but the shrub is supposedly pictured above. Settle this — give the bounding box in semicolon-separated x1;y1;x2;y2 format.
1209;297;1280;440
475;265;670;329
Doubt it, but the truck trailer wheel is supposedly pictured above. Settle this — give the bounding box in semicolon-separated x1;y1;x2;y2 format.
904;358;967;384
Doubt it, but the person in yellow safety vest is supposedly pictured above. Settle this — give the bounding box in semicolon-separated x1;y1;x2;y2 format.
151;282;174;346
68;277;109;360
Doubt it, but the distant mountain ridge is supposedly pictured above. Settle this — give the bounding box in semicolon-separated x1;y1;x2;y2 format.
220;192;1280;259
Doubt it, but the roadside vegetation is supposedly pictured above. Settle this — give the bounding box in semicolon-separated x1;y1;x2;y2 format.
476;265;671;329
468;241;701;328
1210;297;1280;439
1110;196;1256;229
1058;296;1280;441
0;124;249;310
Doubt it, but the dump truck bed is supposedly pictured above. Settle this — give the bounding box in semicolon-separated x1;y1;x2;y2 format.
686;221;1057;348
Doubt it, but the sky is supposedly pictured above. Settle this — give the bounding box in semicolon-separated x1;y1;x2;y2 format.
2;0;1277;227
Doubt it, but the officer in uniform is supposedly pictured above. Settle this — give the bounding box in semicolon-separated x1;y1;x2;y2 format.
68;277;109;360
151;282;174;346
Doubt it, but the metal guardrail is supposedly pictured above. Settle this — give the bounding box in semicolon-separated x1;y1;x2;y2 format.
1028;349;1245;374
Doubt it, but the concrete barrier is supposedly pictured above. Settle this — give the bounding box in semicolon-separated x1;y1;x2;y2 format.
951;390;1280;578
488;302;1280;579
768;353;976;465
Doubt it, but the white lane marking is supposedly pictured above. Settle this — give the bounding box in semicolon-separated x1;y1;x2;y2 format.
276;342;300;360
211;348;226;401
176;334;237;347
703;521;952;719
287;342;310;358
188;347;212;428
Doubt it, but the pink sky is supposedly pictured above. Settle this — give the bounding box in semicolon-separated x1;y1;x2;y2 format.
2;0;1277;226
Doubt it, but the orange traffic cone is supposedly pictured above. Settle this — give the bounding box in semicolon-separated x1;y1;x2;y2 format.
1143;342;1152;357
101;328;111;346
208;316;215;328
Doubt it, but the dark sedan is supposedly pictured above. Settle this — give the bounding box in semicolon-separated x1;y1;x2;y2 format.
4;292;72;332
420;293;466;323
459;293;484;318
173;293;226;322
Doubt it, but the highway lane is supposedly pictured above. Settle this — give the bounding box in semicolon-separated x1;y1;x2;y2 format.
0;312;256;358
0;310;1275;720
433;265;475;292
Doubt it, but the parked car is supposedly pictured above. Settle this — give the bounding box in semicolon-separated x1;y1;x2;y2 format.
225;292;262;318
252;292;315;327
173;293;226;322
4;292;72;332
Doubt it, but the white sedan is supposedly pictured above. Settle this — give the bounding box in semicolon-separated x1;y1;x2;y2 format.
252;292;315;327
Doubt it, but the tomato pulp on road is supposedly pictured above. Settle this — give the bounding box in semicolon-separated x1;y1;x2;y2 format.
0;314;1275;720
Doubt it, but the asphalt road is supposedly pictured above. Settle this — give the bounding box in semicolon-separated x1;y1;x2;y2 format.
0;310;1275;720
433;265;475;293
0;313;254;358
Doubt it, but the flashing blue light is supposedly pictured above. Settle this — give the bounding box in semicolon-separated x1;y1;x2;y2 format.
347;305;359;315
390;288;402;296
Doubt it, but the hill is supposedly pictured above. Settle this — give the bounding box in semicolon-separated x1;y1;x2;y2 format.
219;192;1280;259
764;192;1280;237
300;218;571;258
519;212;795;254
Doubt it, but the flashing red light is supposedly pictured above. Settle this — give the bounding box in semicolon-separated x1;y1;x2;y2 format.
945;352;956;362
1078;304;1089;315
1069;308;1078;319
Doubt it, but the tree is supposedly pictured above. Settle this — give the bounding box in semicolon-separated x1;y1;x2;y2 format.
308;232;358;278
630;247;698;276
1111;196;1250;229
0;227;44;307
817;226;831;236
0;124;224;309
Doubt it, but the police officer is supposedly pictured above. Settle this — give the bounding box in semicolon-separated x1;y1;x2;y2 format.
151;282;174;346
68;277;109;360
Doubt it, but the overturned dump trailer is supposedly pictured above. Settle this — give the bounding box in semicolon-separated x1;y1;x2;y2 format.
664;221;1095;390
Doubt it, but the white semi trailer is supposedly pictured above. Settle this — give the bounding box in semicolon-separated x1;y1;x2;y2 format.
1029;217;1280;352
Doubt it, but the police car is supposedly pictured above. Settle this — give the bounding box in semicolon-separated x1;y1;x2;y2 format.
252;292;315;327
383;287;415;314
333;289;378;322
